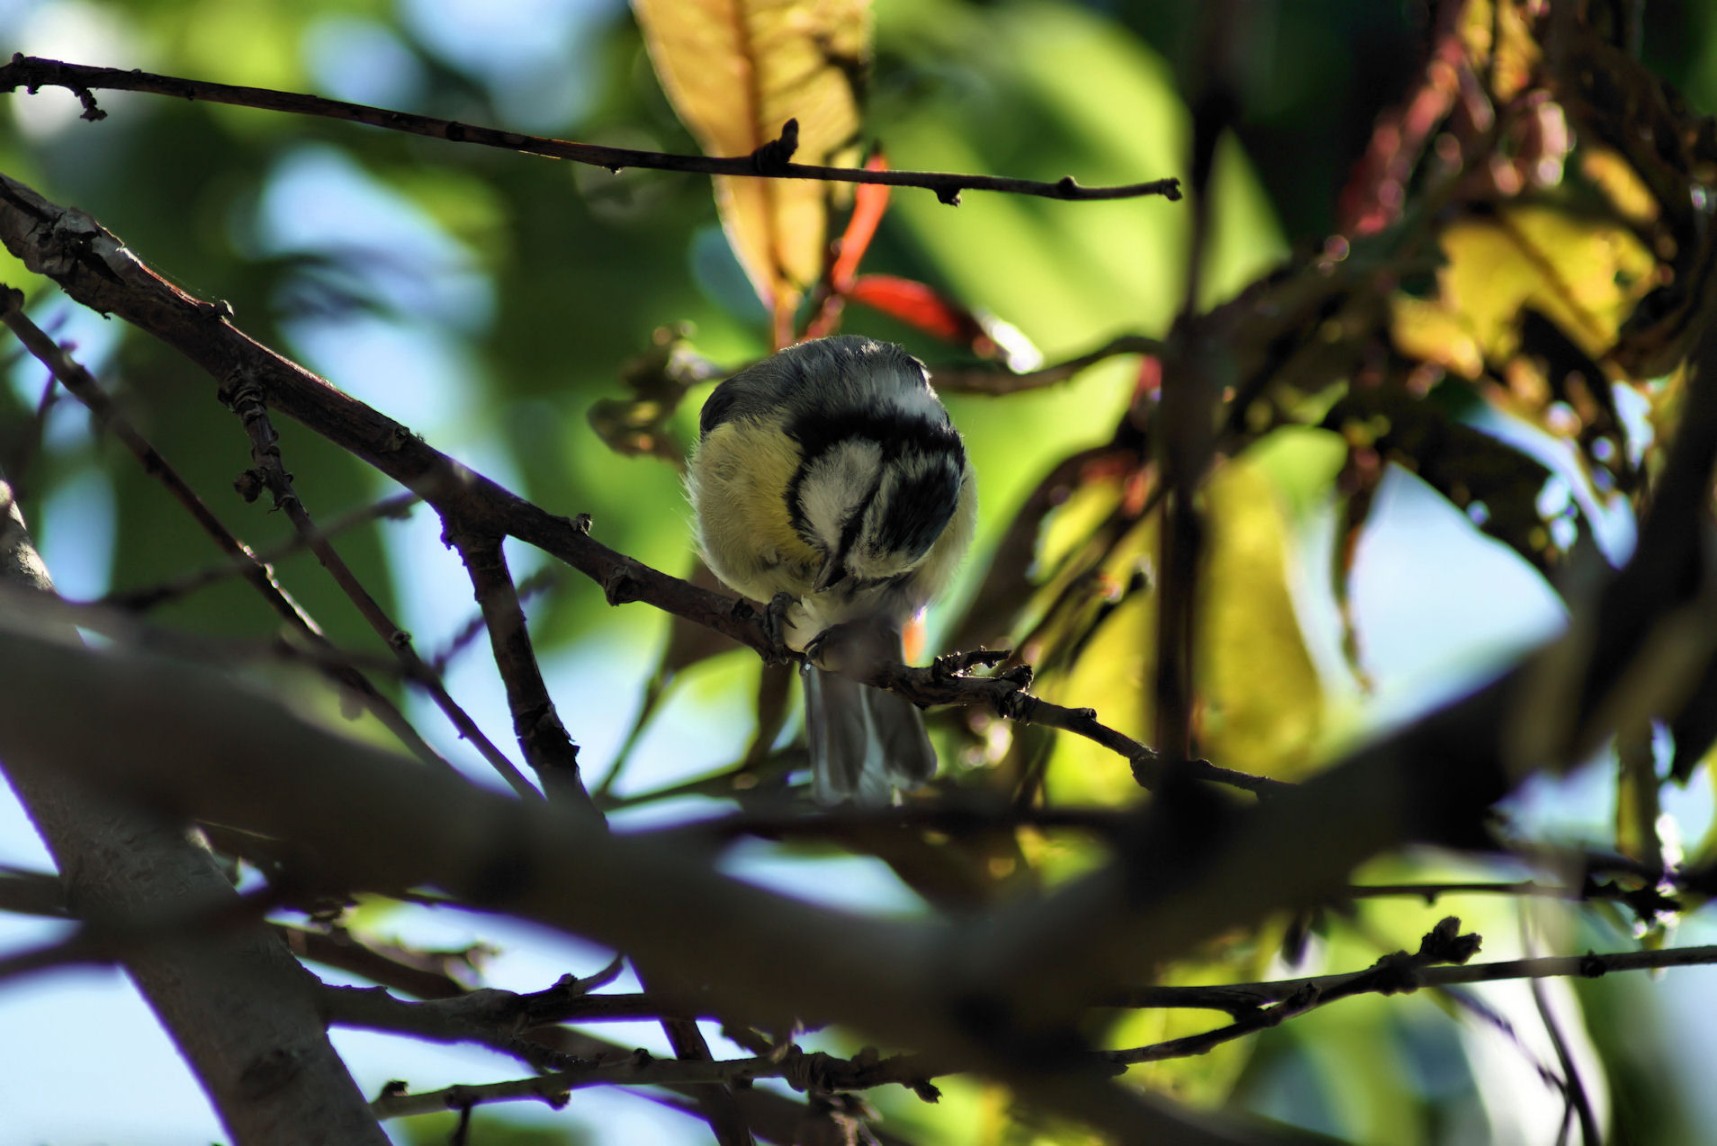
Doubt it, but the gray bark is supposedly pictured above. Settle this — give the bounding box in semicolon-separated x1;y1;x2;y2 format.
0;471;387;1145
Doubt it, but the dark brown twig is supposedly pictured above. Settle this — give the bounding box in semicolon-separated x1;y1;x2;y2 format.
102;492;420;613
348;927;1717;1118
878;655;1292;797
430;565;561;674
279;924;481;1001
1105;917;1481;1065
930;334;1166;396
322;959;627;1071
0;866;66;917
220;368;539;799
0;55;1180;206
0;171;1282;803
0;286;454;774
445;531;743;1133
450;530;596;812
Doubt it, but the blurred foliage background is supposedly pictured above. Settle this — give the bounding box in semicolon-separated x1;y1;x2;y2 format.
5;0;1717;1143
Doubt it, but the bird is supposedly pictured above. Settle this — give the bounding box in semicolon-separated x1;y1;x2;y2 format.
687;335;977;804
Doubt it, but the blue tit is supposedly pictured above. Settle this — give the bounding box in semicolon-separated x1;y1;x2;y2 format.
688;335;977;804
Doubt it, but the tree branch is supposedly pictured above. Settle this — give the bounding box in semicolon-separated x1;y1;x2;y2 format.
0;55;1181;205
220;366;540;799
0;285;453;775
0;610;1311;1145
0;469;390;1144
0;169;1282;803
102;492;421;613
448;529;596;812
929;334;1166;396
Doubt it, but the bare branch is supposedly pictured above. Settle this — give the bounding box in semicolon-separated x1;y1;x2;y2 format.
0;285;453;774
0;170;1282;803
0;611;1308;1145
929;334;1166;396
0;468;390;1144
0;866;66;917
0;55;1181;205
102;492;420;613
323;961;631;1072
448;529;596;812
221;367;540;799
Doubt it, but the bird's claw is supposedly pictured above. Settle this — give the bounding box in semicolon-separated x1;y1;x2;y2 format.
762;592;799;665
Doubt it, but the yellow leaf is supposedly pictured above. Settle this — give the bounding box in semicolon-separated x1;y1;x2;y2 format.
1581;146;1659;227
1032;444;1330;797
633;0;869;336
1391;296;1485;379
1197;452;1326;778
1390;203;1655;370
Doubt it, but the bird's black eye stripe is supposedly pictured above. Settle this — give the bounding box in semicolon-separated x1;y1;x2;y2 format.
877;463;962;559
789;408;962;466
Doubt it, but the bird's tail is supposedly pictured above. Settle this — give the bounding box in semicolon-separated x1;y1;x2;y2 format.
804;665;936;805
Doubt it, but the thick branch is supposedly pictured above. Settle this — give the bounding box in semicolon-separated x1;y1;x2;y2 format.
0;472;388;1145
0;613;1308;1146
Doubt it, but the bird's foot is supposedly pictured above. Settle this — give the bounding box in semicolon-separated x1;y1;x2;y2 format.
761;592;801;665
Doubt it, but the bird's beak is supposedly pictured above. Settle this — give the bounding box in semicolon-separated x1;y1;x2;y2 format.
812;552;848;593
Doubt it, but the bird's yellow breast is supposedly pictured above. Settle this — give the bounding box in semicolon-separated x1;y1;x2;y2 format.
690;419;823;602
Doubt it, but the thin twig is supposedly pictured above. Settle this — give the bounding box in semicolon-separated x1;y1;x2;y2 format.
356;927;1717;1117
878;655;1292;797
1521;912;1601;1146
0;172;1284;804
369;1043;947;1122
322;960;628;1071
102;492;420;612
279;924;483;1001
449;530;596;813
0;55;1180;206
430;565;562;674
220;368;539;799
1347;876;1679;918
929;334;1166;396
1106;917;1482;1065
1102;942;1717;1012
0;866;65;917
0;287;458;773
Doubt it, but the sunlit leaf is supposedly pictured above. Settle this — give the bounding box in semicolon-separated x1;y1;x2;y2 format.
1391;204;1655;378
1461;0;1540;103
944;438;1146;656
1037;516;1157;807
632;0;869;341
847;274;1040;366
1197;443;1337;779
